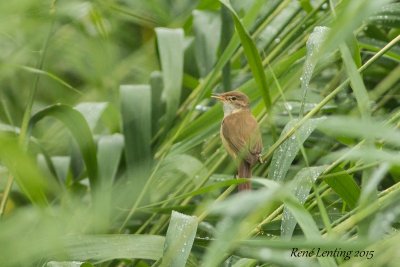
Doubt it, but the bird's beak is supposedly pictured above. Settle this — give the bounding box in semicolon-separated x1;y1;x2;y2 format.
211;93;224;101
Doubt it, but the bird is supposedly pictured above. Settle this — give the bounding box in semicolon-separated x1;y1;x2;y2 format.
212;91;263;191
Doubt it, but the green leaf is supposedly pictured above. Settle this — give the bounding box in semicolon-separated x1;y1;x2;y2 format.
97;134;124;186
0;134;53;205
324;166;361;209
160;211;198;267
193;10;221;77
299;26;329;116
155;28;184;129
120;85;152;184
219;0;272;113
64;234;164;261
150;71;164;137
268;117;325;182
94;134;124;229
282;166;327;239
340;43;371;118
29;104;98;188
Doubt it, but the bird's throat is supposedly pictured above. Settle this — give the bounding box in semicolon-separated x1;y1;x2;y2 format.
223;103;242;117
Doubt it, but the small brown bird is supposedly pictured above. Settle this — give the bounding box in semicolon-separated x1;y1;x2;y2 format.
212;91;263;191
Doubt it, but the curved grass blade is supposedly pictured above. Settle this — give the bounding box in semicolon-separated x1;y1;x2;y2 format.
28;104;98;188
160;211;198;267
20;66;82;96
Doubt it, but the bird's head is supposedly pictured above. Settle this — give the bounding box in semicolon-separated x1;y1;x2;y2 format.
212;91;250;116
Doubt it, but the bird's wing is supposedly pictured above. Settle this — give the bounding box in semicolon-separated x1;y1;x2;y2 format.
222;110;263;165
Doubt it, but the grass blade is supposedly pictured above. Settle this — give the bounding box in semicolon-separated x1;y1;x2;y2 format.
29;104;98;188
160;211;198;267
155;28;184;129
282;166;327;239
324;166;361;209
340;43;371;118
193;10;221;77
268;117;325;182
219;0;272;113
120;85;152;184
64;234;164;261
0;134;52;205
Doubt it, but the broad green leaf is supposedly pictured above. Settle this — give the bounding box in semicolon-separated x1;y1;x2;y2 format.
282;166;327;239
268;117;325;182
193;10;221;77
120;85;152;185
324;166;360;209
220;0;272;113
299;26;329;117
29;104;98;188
155;28;184;129
97;134;124;186
64;234;164;261
160;211;198;267
94;134;124;229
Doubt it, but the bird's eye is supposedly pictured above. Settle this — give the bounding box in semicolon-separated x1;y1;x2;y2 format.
231;96;237;101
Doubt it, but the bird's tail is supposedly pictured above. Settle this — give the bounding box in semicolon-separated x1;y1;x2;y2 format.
238;161;251;191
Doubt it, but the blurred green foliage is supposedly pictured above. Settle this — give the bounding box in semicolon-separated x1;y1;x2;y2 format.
1;0;400;266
